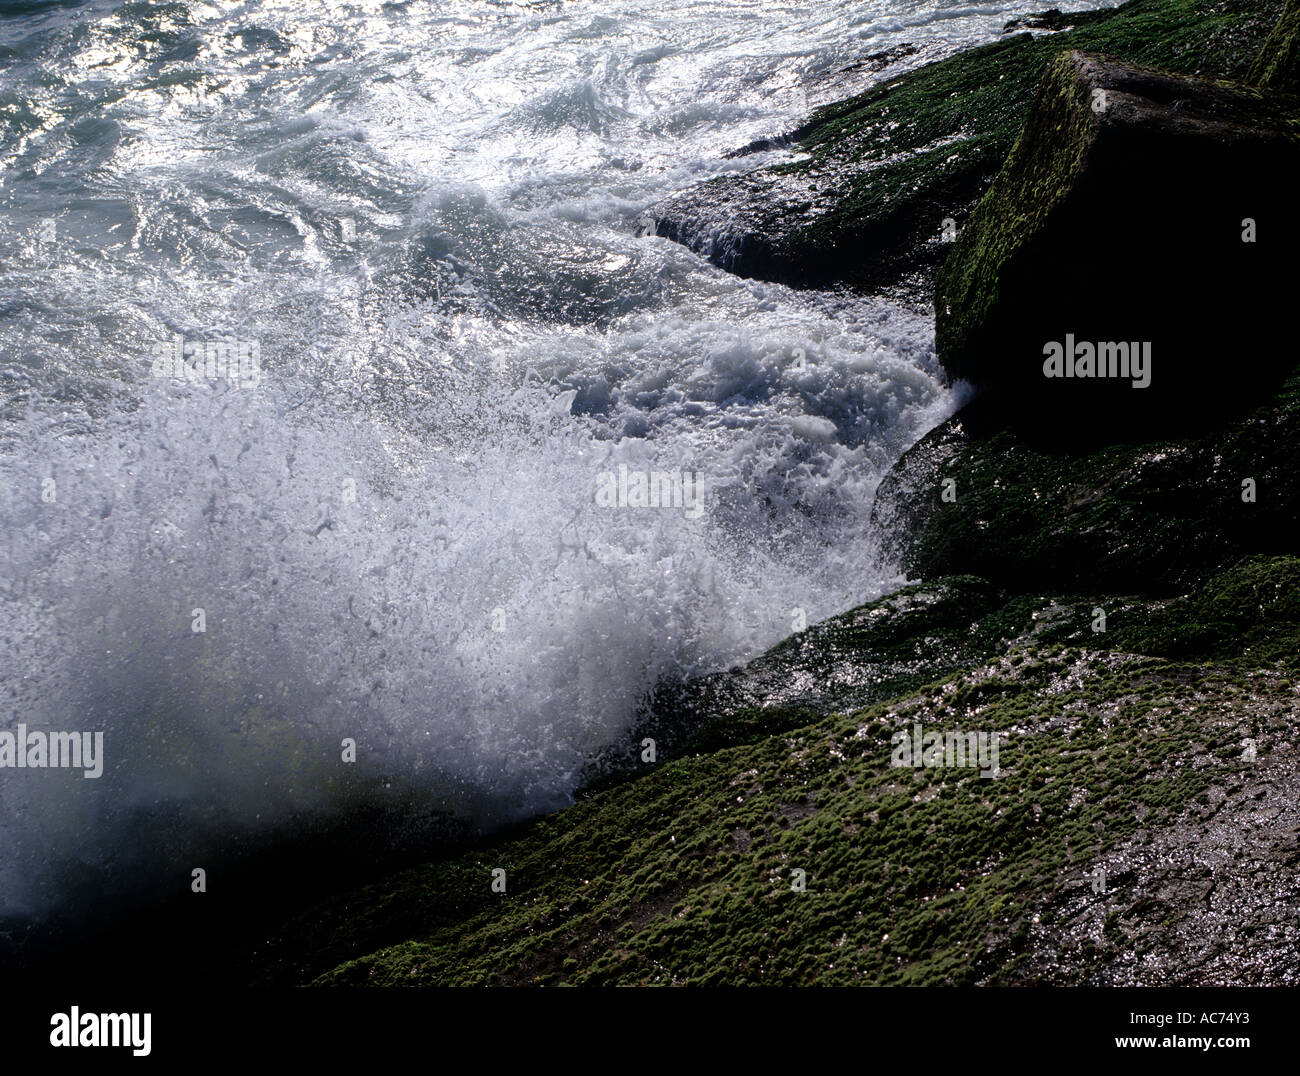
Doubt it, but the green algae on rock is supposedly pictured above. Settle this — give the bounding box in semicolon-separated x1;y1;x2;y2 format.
650;0;1283;301
1249;0;1300;93
251;557;1300;986
871;366;1300;594
933;49;1300;436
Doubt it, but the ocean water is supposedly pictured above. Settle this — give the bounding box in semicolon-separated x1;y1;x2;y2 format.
0;0;1110;926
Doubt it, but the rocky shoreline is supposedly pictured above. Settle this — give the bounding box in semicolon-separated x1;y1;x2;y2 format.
648;0;1285;304
245;0;1300;986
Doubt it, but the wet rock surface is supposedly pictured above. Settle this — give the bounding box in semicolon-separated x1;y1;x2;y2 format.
1003;9;1096;35
872;368;1300;594
934;49;1300;437
989;711;1300;985
649;0;1282;303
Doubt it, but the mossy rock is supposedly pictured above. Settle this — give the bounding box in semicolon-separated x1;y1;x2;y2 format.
651;0;1284;300
1249;0;1300;94
933;49;1300;436
872;367;1300;594
1107;554;1300;663
250;570;1300;986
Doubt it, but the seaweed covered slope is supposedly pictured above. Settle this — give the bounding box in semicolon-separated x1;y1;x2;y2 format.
252;556;1300;986
650;0;1282;301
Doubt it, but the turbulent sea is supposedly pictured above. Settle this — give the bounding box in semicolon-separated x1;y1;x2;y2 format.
0;0;1109;928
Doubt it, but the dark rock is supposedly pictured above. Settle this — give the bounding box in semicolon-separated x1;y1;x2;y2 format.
934;50;1300;437
722;133;795;160
647;1;1282;303
648;168;824;285
621;575;1039;761
872;367;1300;594
840;42;921;74
1003;8;1075;34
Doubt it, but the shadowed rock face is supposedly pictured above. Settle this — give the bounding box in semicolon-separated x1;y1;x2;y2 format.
871;367;1300;595
935;50;1300;439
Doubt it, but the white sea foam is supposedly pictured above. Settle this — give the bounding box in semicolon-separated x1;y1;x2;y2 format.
0;0;1113;921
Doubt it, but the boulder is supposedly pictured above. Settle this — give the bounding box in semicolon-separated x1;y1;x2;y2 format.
1002;9;1079;35
935;50;1300;438
871;367;1300;594
646;2;1284;306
